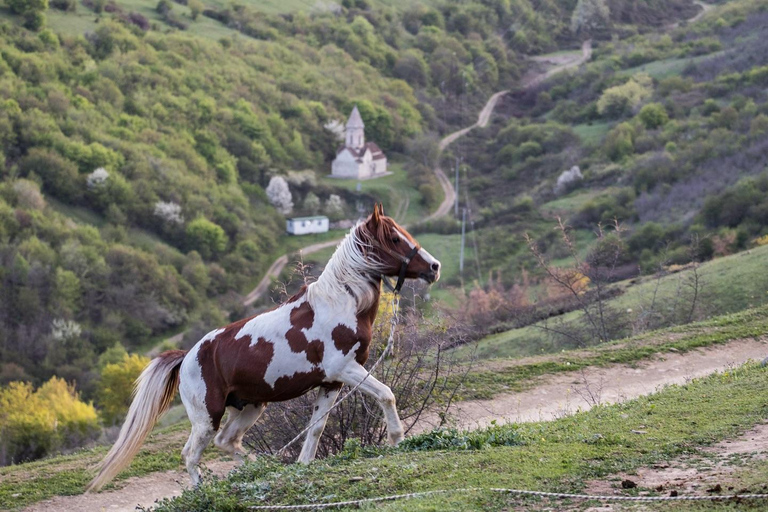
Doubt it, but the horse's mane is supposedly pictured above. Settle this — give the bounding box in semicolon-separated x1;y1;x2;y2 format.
306;220;385;313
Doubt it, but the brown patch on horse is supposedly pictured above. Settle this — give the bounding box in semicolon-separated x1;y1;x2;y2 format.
286;301;325;364
331;288;381;365
271;367;327;402
197;315;276;429
287;285;308;303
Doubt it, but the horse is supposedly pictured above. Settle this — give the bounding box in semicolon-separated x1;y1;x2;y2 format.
87;205;441;491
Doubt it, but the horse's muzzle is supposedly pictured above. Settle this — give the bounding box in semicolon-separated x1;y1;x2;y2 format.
419;270;440;283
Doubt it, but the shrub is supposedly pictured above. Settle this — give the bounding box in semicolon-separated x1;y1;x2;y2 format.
0;377;99;466
186;217;228;259
18;148;82;202
96;353;150;425
604;122;635;161
597;74;653;118
637;103;669;129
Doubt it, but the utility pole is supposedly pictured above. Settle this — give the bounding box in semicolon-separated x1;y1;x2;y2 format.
454;157;460;218
459;207;466;275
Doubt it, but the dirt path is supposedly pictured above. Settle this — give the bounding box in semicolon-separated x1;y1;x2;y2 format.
22;461;237;512
669;1;714;29
421;337;767;432
580;422;768;506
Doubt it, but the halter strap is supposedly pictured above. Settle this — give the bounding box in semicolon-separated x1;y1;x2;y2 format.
368;240;421;294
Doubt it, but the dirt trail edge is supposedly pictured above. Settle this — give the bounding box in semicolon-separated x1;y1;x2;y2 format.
429;337;767;432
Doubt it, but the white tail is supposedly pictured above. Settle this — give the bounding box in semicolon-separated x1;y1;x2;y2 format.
87;350;187;492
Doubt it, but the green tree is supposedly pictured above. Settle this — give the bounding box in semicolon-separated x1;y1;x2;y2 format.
96;353;149;424
8;0;48;30
188;0;203;20
571;0;610;36
605;122;635;161
638;103;669;129
186;217;228;259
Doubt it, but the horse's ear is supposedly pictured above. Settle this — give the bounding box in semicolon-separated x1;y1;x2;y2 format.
376;203;385;217
371;203;381;224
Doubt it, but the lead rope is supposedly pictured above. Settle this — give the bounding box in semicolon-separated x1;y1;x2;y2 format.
247;488;768;510
274;292;401;459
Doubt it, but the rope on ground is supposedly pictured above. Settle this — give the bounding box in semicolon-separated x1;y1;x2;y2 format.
248;487;768;510
274;293;401;458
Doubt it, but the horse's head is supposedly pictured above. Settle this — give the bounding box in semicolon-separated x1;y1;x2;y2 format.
360;204;441;290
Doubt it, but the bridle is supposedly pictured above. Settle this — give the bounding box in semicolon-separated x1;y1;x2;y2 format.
367;239;421;294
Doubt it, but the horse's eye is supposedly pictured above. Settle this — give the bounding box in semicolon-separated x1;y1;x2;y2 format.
392;236;400;244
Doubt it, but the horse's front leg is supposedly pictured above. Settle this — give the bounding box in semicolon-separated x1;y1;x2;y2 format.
297;384;342;464
338;363;404;445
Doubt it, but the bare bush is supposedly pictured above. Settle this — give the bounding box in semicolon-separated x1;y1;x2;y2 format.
525;218;631;347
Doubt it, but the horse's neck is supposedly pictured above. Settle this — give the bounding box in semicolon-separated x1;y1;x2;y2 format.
309;227;381;314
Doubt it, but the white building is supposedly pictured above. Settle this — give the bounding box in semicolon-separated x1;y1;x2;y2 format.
330;106;388;180
286;216;329;235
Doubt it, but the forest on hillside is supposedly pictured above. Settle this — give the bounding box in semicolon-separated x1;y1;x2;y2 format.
444;0;768;288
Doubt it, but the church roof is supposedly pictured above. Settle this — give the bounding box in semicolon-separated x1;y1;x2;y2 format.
336;142;386;163
346;105;365;128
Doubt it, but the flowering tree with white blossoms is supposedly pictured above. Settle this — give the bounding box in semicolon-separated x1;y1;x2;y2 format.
324;194;345;218
154;201;184;225
266;176;293;215
86;167;109;189
51;319;82;342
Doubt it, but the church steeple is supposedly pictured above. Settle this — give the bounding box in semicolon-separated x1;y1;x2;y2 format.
345;105;365;149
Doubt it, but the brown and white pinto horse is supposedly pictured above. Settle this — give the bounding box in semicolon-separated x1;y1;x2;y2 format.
87;205;440;491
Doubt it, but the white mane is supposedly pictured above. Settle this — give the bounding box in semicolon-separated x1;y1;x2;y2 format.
306;222;385;313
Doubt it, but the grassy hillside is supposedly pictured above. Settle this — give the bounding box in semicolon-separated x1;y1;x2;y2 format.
465;243;768;360
134;362;768;510
0;0;538;404
446;0;768;288
3;302;767;510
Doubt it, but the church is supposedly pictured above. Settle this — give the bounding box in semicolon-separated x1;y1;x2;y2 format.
331;106;388;179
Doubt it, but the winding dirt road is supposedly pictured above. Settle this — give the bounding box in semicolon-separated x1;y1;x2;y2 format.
425;39;592;222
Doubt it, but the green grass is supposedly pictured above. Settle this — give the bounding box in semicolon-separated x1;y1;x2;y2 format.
617;52;725;80
572;121;613;145
149;362;768;511
46;196;106;228
468;244;768;359
321;162;427;227
541;188;624;214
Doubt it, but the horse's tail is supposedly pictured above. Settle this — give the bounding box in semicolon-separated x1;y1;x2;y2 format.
87;350;187;492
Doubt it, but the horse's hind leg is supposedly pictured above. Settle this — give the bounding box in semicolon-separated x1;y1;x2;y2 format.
214;404;265;461
297;384;341;464
184;421;215;486
179;386;222;486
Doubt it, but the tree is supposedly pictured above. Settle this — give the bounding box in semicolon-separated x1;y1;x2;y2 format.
571;0;610;36
188;0;203;20
186;217;228;259
266;176;293;215
96;353;149;425
324;194;345;219
597;74;653;118
303;192;320;214
8;0;48;30
638;103;669;129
